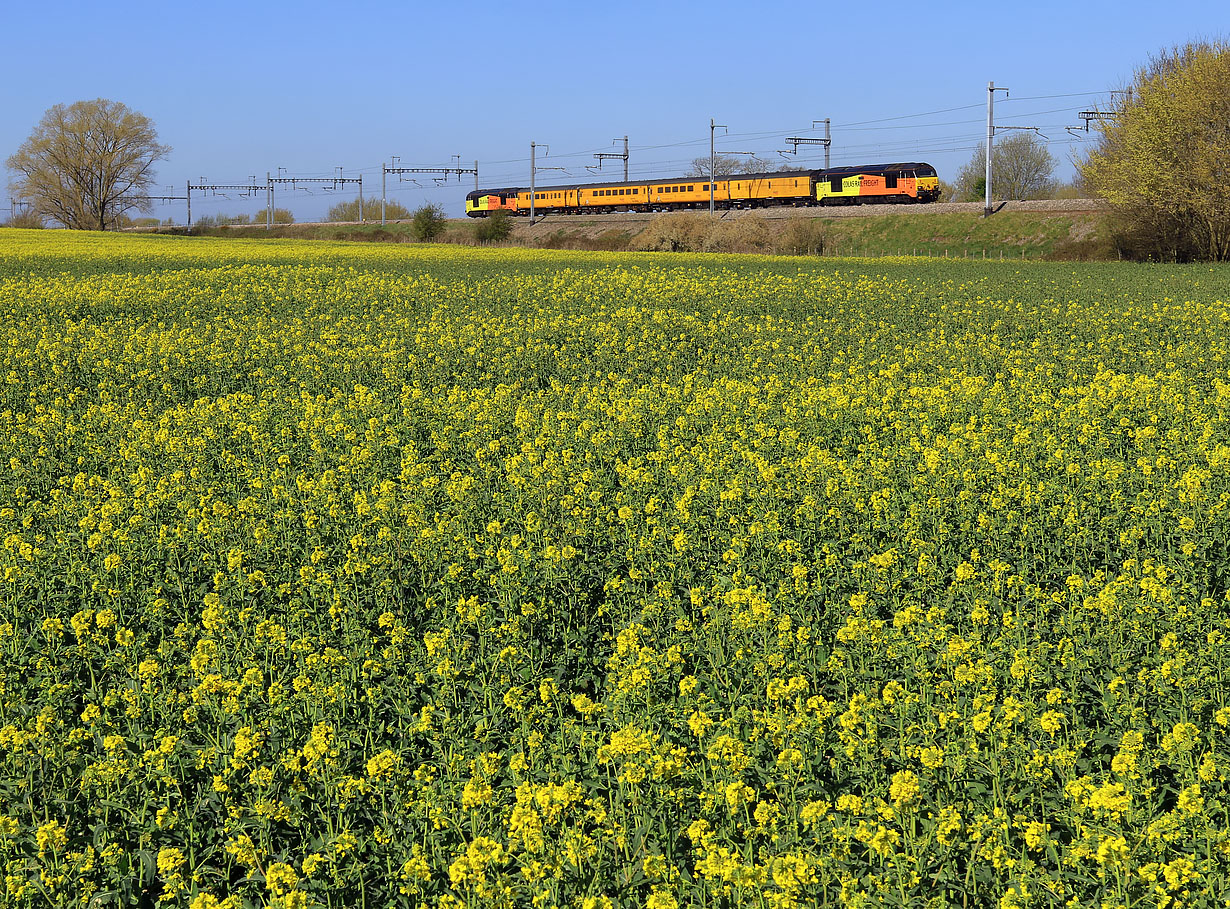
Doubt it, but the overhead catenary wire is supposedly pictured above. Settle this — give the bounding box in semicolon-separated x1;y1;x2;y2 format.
147;90;1112;222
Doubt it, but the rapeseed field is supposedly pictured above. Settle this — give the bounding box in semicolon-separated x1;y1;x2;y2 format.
1;230;1228;908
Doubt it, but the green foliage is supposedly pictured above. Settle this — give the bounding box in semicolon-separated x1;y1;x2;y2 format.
473;210;513;243
410;204;448;242
1081;41;1230;261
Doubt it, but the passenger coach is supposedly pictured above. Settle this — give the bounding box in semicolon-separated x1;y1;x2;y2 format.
465;163;939;216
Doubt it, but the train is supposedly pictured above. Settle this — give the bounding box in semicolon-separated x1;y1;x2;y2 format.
465;162;939;216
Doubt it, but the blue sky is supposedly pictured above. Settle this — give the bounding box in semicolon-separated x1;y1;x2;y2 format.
2;0;1226;222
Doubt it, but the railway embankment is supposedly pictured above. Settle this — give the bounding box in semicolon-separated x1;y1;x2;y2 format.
510;200;1109;259
159;198;1111;259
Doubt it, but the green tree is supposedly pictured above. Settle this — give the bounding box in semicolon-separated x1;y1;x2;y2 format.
6;99;170;230
410;204;448;241
1080;41;1230;261
953;133;1057;202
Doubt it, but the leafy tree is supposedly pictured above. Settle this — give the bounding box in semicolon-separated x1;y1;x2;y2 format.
6;99;170;230
327;197;412;222
410;204;448;242
953;133;1057;201
1080;41;1230;261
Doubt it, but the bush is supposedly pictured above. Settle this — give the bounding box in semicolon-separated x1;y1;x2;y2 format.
631;213;712;252
779;218;826;255
474;211;513;243
632;213;775;254
410;204;448;242
703;215;771;253
328;197;411;223
251;208;295;225
3;209;45;229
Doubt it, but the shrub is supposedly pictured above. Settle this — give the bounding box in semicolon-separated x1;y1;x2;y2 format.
702;215;771;253
250;208;294;225
411;204;448;242
631;213;712;252
779;218;827;256
474;211;513;243
633;213;775;254
3;209;45;229
328;197;411;223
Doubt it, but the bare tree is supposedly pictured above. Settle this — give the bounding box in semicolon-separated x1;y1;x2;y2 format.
6;99;171;230
687;155;749;177
952;133;1057;201
327;197;412;222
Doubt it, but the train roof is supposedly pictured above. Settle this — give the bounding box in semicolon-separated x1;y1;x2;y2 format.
470;169;819;197
468;163;937;197
822;162;937;177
